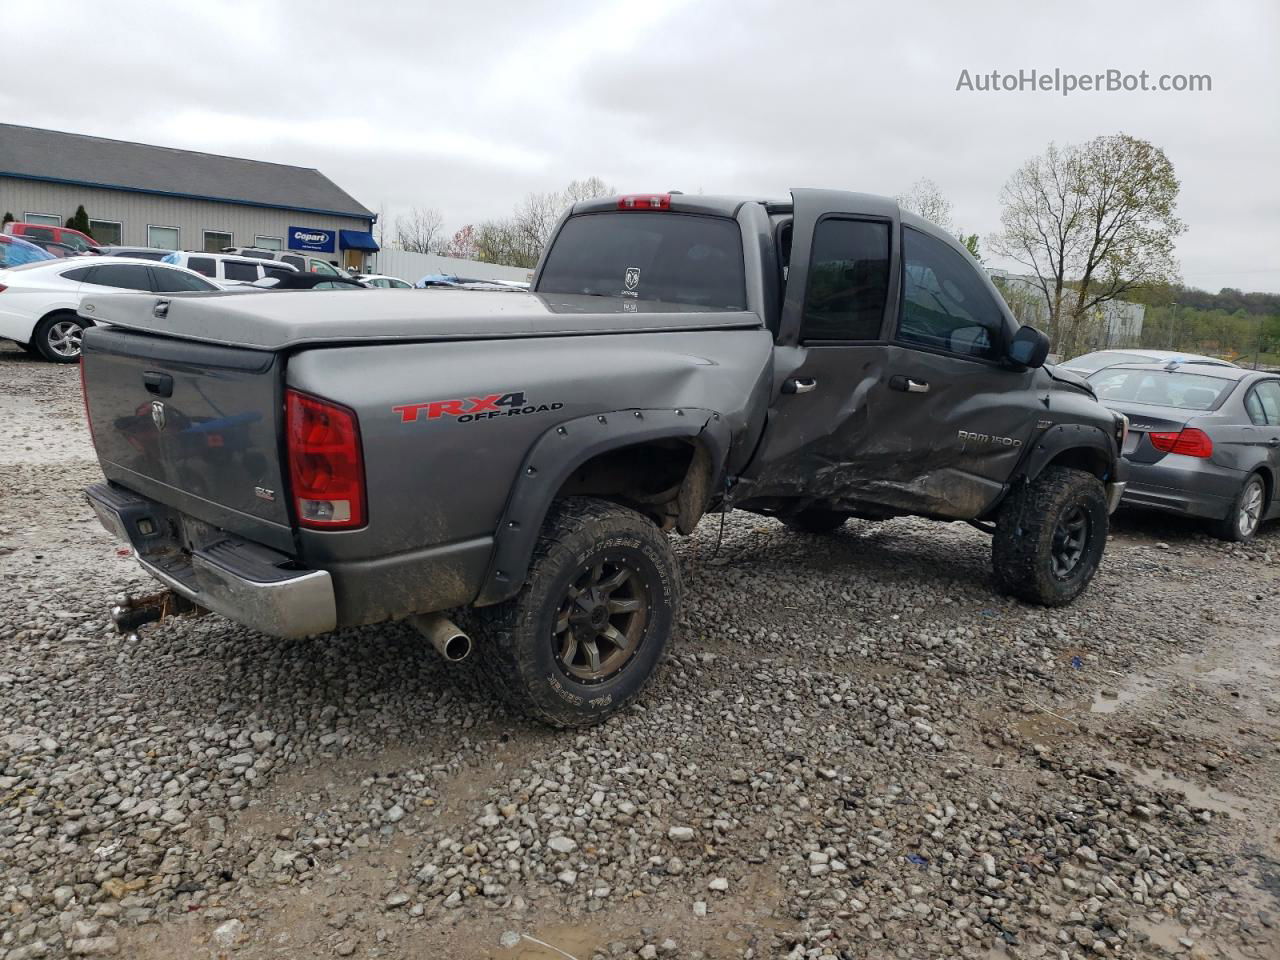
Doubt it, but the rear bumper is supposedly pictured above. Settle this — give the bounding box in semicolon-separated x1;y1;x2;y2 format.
86;481;336;638
1118;458;1242;520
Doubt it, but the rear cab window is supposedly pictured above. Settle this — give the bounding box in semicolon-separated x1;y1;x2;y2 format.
536;212;746;309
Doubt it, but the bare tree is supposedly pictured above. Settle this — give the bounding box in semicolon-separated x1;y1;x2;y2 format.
442;225;478;261
992;134;1184;356
393;207;446;254
897;178;954;230
475;178;616;268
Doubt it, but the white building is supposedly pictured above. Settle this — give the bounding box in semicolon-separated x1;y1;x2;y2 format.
0;124;380;272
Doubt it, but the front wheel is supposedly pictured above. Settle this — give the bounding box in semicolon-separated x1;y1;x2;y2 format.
476;497;680;728
1213;473;1266;542
992;466;1108;606
32;312;89;363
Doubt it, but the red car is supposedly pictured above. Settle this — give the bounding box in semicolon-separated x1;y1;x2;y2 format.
3;221;100;253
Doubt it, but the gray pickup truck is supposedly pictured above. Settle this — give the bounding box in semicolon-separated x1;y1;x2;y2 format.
81;189;1128;727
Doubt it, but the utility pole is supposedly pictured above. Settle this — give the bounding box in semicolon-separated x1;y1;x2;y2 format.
1167;302;1178;350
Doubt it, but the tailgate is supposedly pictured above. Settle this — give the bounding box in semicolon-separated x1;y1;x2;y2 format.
82;326;293;551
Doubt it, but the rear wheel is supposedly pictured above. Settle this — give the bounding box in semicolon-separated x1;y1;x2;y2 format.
782;507;849;534
476;497;680;728
992;466;1108;606
1213;473;1266;542
32;312;88;363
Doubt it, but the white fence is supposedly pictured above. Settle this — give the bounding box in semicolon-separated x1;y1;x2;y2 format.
374;249;534;286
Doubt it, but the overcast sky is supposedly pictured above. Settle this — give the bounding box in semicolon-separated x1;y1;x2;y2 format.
3;0;1276;292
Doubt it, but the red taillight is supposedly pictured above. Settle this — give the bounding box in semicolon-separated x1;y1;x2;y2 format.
0;284;8;293
1148;427;1213;458
617;194;671;211
285;389;366;528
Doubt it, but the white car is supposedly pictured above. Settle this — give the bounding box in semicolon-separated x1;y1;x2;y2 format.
355;273;413;289
162;252;298;286
0;257;219;363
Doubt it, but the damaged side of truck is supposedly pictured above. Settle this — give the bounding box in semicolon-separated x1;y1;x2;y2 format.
81;189;1126;727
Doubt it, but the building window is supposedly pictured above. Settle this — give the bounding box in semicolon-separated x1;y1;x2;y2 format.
88;220;122;245
203;230;232;253
147;225;180;250
24;212;61;227
254;235;283;251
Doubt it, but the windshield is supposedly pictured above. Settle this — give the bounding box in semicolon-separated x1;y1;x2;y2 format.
0;238;56;267
1063;351;1146;371
537;212;746;309
1088;368;1234;410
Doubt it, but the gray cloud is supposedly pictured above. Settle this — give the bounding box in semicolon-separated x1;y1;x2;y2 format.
2;0;1275;290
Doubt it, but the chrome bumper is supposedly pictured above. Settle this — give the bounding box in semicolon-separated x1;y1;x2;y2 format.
1105;481;1127;514
86;481;337;638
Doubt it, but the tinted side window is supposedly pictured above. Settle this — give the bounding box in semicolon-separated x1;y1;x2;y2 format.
310;260;341;276
187;257;216;277
1255;381;1280;425
282;255;305;270
801;219;889;341
83;263;152;290
223;261;260;282
899;228;1004;359
151;266;218;292
263;264;293;278
62;266;96;282
24;226;56;241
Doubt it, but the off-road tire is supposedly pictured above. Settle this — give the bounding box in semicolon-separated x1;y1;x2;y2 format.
32;312;89;364
1212;473;1266;542
476;497;680;728
782;508;849;534
992;466;1108;606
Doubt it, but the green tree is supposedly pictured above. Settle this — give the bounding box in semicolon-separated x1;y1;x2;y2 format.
959;233;981;261
992;133;1185;357
2;212;13;226
65;204;93;237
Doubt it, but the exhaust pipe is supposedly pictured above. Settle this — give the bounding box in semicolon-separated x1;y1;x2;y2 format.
410;613;473;662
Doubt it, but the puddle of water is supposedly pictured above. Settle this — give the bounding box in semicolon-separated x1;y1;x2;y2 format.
1090;675;1159;714
1111;760;1252;818
510;928;602;960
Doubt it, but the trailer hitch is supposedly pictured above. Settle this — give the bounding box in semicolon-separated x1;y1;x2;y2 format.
110;590;208;634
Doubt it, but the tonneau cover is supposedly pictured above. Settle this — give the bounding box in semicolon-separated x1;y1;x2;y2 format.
78;289;763;350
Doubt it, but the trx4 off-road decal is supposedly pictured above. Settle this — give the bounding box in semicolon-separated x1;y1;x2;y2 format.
393;391;564;424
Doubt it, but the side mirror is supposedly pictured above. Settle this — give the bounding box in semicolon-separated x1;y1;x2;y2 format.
1008;325;1050;368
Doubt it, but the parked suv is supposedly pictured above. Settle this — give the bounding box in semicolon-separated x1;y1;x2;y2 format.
3;221;100;253
162;252;297;285
81;189;1127;728
221;247;346;277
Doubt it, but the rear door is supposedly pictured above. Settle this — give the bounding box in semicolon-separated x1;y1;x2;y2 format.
743;191;1038;518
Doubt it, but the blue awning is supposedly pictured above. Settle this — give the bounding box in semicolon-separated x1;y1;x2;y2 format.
339;230;380;251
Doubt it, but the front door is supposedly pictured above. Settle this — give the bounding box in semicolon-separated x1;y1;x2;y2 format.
344;250;363;272
742;190;1040;519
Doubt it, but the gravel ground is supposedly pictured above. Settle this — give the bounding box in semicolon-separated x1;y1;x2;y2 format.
1;341;1278;960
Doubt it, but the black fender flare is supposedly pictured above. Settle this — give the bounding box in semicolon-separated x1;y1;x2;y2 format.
474;408;732;607
1012;422;1121;487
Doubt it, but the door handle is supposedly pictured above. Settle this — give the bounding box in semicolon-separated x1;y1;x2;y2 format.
783;377;818;395
888;375;930;394
1268;437;1280;447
